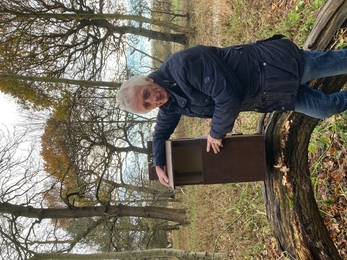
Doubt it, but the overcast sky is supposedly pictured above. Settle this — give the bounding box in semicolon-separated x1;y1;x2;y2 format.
0;92;21;130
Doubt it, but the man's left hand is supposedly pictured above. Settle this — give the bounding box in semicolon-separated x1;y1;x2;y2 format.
206;134;223;153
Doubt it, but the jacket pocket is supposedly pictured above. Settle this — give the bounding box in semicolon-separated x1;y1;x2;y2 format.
261;57;299;94
248;60;262;98
257;57;299;111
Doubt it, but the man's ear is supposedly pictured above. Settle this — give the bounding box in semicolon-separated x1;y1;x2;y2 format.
145;77;154;83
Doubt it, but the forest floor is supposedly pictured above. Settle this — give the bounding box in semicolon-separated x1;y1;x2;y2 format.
170;0;347;259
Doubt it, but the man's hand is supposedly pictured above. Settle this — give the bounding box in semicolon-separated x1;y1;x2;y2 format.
155;166;171;188
206;134;223;153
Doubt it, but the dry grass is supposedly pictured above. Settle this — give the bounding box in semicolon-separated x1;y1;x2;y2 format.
173;184;276;259
169;0;327;259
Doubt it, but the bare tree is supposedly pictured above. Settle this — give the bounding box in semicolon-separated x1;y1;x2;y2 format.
0;202;187;223
28;249;226;260
0;0;191;82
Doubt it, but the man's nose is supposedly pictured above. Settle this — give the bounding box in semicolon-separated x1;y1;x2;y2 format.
144;95;158;108
148;94;158;103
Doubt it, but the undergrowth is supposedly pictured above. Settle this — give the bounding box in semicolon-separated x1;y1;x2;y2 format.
168;0;346;259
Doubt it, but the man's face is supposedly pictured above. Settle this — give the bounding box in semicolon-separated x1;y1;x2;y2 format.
131;78;170;113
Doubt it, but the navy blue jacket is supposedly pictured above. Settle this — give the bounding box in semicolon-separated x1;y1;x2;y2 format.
149;37;304;166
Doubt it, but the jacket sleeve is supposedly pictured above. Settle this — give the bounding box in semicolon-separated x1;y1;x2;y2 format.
172;49;244;139
152;109;181;166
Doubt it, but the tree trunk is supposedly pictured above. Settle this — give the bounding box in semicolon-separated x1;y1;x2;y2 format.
29;249;227;260
0;202;188;225
8;11;189;44
262;110;344;259
115;25;187;44
0;74;121;88
304;0;347;51
11;13;194;34
262;0;347;259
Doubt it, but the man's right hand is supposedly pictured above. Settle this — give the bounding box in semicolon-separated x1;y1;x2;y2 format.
206;134;223;153
155;166;171;188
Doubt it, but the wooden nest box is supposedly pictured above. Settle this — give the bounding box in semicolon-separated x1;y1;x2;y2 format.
147;135;266;189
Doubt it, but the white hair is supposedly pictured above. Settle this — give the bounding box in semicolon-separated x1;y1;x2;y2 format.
116;75;151;113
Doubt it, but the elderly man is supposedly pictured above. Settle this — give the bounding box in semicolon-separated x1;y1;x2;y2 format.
117;35;347;187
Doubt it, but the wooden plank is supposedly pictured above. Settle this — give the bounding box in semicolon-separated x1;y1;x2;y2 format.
201;135;266;184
